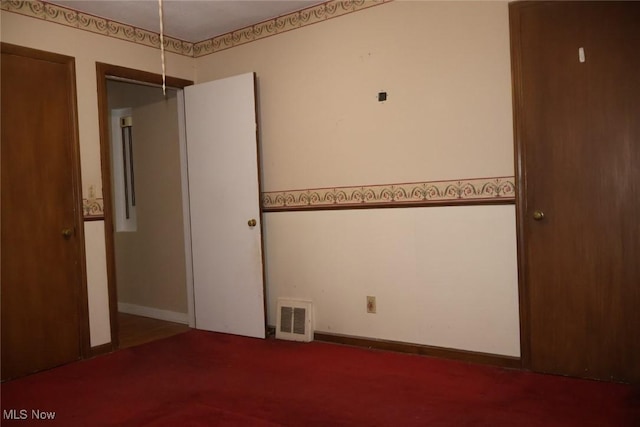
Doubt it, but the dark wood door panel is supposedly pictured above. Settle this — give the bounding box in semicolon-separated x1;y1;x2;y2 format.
1;44;88;380
511;2;640;382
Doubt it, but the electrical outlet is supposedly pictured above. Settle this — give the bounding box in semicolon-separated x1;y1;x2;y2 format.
366;296;376;314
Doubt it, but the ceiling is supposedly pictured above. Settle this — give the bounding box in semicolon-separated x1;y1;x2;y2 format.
48;0;325;43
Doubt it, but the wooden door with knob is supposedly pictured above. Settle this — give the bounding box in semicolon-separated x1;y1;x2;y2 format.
1;43;89;380
511;2;640;381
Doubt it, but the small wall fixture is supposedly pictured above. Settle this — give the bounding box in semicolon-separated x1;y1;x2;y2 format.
378;92;387;102
111;108;137;232
120;116;136;219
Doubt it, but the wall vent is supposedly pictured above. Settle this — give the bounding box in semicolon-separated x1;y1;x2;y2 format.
276;299;313;342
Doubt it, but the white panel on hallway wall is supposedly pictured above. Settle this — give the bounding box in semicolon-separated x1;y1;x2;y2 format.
264;205;520;357
110;108;137;232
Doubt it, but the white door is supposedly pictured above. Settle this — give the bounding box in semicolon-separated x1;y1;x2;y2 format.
184;73;265;339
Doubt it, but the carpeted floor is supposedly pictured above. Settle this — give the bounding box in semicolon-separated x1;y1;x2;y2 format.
1;330;638;426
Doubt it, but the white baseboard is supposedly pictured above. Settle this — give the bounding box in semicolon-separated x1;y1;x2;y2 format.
118;302;189;325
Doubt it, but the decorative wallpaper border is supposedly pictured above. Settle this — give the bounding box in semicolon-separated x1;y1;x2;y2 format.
81;177;514;219
1;0;194;57
1;0;391;58
262;177;515;211
193;0;392;58
83;198;104;221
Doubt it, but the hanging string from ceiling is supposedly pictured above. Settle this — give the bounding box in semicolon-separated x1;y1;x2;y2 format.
158;0;166;95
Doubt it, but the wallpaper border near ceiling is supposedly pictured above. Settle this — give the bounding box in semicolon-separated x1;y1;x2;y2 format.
0;0;194;56
193;0;392;58
0;0;391;58
262;176;516;211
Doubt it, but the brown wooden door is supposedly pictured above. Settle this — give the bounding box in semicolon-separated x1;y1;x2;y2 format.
511;2;640;382
1;44;88;380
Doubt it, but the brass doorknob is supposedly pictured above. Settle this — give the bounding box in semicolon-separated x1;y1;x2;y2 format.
532;210;545;221
248;219;257;227
61;228;73;238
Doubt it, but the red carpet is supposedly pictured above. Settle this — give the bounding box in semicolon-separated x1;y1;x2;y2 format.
1;330;638;426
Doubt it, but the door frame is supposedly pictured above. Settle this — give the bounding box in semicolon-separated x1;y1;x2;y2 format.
509;1;534;370
95;63;193;350
1;42;91;361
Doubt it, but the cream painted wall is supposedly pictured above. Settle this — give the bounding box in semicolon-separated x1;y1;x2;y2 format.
265;206;520;356
1;11;195;346
195;1;514;190
83;222;111;347
195;1;519;356
108;82;188;316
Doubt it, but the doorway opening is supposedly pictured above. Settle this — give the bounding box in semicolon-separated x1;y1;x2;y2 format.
96;64;194;350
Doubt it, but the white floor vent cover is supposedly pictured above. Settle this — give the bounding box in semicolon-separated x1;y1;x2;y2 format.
276;299;313;342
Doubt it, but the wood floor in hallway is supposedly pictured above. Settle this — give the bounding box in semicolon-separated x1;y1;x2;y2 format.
118;312;190;349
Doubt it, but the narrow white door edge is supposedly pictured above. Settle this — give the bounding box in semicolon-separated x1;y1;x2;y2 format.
177;89;196;328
